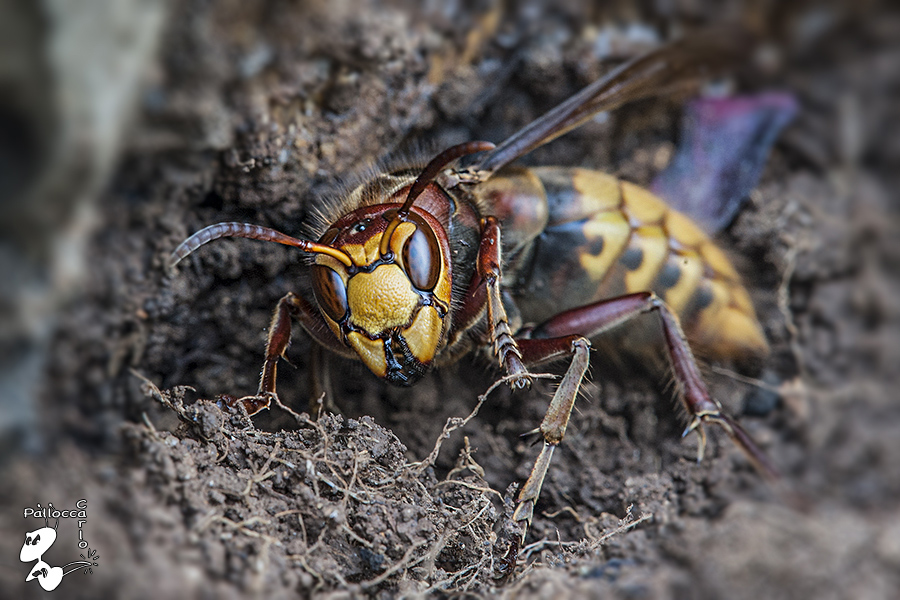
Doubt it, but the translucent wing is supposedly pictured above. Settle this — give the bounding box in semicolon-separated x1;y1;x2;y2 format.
468;29;751;178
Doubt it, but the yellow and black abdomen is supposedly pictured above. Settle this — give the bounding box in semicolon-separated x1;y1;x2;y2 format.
483;166;768;361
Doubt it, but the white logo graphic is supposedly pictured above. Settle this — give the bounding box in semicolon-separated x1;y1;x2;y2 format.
20;501;99;592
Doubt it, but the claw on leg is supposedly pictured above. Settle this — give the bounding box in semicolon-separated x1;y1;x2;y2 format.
506;370;534;390
216;392;272;416
494;534;521;583
681;414;709;463
683;411;780;480
236;392;274;416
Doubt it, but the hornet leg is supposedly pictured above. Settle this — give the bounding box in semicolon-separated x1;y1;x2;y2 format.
475;216;532;387
228;292;303;415
510;334;591;532
510;291;778;539
232;292;350;416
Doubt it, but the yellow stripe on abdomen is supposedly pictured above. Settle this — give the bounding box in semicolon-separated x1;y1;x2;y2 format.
623;226;669;292
658;251;704;314
579;210;631;282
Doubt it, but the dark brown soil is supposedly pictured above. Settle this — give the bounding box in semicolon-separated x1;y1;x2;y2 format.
2;2;899;599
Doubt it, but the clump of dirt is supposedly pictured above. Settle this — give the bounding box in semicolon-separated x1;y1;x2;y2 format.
2;2;899;599
122;383;506;595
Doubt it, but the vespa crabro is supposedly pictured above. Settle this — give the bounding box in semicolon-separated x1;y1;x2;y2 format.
169;30;779;541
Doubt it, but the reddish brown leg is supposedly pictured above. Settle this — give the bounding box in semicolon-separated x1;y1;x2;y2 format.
510;291;779;539
474;216;532;387
531;291;779;474
233;292;350;416
225;293;300;415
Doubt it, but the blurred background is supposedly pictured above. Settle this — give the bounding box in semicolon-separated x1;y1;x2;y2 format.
1;1;898;598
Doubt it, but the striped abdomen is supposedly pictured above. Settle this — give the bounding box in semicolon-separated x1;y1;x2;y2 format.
479;166;768;360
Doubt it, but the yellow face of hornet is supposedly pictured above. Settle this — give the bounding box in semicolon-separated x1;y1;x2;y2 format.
310;206;453;386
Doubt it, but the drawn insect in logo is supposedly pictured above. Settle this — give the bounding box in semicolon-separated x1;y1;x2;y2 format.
20;503;98;592
169;30;782;544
